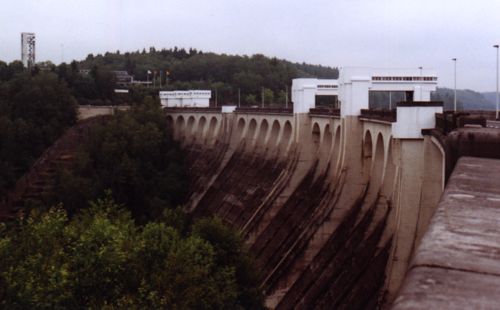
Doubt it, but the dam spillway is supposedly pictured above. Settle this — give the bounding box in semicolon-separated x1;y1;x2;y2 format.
167;105;444;308
165;68;447;308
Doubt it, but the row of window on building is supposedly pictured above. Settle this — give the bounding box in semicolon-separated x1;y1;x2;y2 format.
372;76;437;82
159;90;212;98
317;84;339;89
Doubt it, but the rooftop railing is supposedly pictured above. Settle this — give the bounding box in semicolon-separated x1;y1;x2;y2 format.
163;107;223;113
360;109;397;122
435;111;489;134
309;108;340;117
235;107;293;115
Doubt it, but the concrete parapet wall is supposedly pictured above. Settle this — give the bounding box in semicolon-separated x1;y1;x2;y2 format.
393;156;500;309
78;105;130;120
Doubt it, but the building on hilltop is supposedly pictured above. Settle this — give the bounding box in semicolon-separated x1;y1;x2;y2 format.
79;69;135;86
113;71;134;85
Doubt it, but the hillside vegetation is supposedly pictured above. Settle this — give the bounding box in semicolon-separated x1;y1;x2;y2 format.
0;60;265;308
432;87;496;110
0;64;77;196
78;47;339;105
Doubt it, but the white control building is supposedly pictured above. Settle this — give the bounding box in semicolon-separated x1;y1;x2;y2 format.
292;67;441;139
159;90;211;108
292;67;438;116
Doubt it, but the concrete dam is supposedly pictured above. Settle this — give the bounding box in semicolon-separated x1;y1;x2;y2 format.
5;67;499;308
166;68;447;308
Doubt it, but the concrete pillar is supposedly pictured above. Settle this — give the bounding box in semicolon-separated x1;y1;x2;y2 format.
339;70;371;117
386;139;425;300
292;79;318;113
416;136;445;245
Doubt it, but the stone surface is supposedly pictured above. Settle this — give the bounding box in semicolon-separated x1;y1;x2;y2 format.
393;267;500;309
393;156;500;309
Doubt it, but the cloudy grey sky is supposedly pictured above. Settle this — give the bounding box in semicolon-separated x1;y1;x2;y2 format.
1;0;500;91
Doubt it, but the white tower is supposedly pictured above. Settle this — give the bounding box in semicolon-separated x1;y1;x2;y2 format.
21;32;36;68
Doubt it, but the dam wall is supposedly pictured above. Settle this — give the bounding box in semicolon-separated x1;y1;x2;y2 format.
166;105;445;308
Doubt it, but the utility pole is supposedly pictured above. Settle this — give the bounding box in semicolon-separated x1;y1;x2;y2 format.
419;66;423;100
261;87;264;108
238;88;241;108
215;88;218;107
285;85;288;109
452;58;457;112
494;45;499;120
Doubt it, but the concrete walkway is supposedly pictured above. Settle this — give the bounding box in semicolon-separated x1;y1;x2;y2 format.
393;156;500;309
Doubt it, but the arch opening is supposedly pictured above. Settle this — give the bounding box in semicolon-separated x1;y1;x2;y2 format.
321;124;333;159
267;120;281;150
279;121;293;153
256;119;269;150
197;116;207;141
175;116;185;140
311;122;321;155
235;118;246;141
186;116;195;135
363;130;373;181
247;119;258;142
371;133;385;192
331;125;342;175
206;117;218;145
166;115;174;127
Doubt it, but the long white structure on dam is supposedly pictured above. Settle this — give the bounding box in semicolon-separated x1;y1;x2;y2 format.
159;90;211;107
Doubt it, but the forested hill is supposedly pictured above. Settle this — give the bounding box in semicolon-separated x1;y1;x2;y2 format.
78;47;339;104
432;87;496;110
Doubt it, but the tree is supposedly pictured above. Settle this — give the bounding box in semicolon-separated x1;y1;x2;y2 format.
277;90;288;105
245;94;257;105
51;100;188;220
0;71;77;195
0;195;264;309
90;65;116;99
262;88;274;105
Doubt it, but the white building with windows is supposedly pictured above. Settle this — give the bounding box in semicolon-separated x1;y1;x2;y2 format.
292;68;438;116
159;90;211;107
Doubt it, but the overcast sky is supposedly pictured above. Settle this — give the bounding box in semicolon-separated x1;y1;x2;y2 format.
2;0;500;91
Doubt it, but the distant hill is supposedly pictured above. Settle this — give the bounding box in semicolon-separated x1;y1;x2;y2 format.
368;87;496;111
77;47;339;105
432;88;495;110
481;92;500;107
